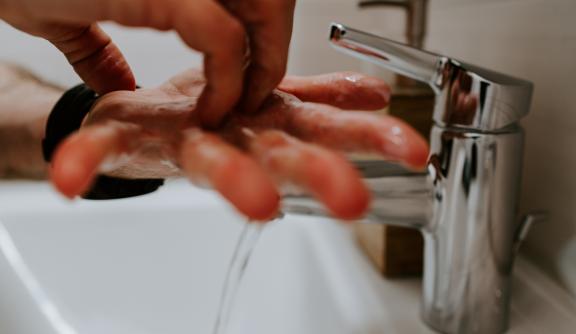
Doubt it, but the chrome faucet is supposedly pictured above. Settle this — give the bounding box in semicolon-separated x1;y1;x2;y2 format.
283;23;537;334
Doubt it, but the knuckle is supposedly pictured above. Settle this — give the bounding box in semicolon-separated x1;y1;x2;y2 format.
88;92;129;121
107;0;175;29
221;19;246;45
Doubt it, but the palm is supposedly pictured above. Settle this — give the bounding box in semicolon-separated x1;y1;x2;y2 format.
52;70;429;220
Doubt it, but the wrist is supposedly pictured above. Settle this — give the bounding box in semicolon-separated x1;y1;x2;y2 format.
43;84;165;200
0;65;63;178
0;72;62;139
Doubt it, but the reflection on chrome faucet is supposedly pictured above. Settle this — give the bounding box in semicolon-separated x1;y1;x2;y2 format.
446;71;479;125
283;23;536;334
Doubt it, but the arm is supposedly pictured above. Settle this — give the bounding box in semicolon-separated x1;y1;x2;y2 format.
0;66;428;220
0;63;62;179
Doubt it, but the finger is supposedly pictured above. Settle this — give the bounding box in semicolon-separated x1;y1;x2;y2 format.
281;103;429;170
248;130;370;220
50;121;141;199
49;24;136;94
278;72;391;110
234;0;296;113
179;129;279;221
44;0;246;127
171;0;247;128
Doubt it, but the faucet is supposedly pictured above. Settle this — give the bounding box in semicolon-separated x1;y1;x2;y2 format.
283;23;537;334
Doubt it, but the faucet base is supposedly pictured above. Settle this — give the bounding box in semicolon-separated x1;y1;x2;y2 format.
420;125;524;334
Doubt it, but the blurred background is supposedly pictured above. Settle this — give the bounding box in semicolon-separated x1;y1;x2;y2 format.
0;0;574;298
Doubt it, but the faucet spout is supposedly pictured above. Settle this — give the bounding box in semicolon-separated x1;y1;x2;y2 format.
330;23;441;87
356;161;432;229
283;161;432;229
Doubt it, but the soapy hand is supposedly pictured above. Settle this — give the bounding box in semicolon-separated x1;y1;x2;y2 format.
50;70;429;221
0;0;295;127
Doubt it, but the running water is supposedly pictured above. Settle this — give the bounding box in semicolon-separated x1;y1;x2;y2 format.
212;221;265;334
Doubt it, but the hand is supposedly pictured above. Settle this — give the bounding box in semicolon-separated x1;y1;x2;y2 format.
0;0;296;127
50;70;429;221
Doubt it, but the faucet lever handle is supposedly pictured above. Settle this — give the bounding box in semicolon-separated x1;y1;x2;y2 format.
329;23;534;131
514;212;547;255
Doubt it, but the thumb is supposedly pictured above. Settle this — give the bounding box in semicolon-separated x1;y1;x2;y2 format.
49;24;136;94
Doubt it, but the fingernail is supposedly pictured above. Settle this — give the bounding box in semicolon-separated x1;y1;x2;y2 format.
380;125;430;170
382;125;410;157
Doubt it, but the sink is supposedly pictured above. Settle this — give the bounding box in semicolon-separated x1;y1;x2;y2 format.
0;180;428;334
0;180;574;334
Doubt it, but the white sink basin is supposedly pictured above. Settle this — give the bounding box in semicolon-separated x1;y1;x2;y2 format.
0;181;574;334
0;180;428;334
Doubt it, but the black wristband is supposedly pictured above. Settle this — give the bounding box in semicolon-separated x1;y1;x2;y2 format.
42;84;164;200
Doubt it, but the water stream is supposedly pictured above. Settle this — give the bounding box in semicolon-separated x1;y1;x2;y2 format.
212;222;265;334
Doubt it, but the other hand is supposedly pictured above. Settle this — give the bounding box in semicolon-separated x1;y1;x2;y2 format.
0;0;296;127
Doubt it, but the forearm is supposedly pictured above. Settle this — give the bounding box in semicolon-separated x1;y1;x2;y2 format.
0;63;63;179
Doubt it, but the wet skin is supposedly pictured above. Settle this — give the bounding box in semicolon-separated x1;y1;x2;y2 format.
50;70;429;221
